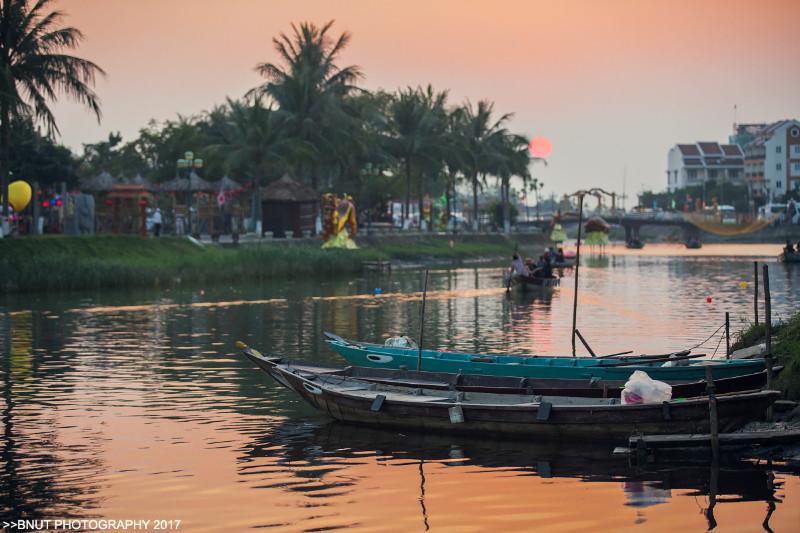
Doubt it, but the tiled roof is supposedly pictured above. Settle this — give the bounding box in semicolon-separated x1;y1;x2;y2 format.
721;144;743;156
698;142;723;155
678;144;701;156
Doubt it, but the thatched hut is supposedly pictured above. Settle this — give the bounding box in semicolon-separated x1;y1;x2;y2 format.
260;176;318;238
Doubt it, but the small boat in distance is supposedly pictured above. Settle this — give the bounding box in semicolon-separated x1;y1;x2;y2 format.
510;273;560;290
238;343;780;443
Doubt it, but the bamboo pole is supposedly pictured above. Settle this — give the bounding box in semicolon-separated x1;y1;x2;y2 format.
725;312;730;359
754;261;759;326
417;269;430;372
763;264;773;421
575;329;596;357
571;194;584;357
705;366;719;462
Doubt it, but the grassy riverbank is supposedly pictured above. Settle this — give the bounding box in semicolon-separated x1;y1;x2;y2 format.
0;234;526;293
732;312;800;399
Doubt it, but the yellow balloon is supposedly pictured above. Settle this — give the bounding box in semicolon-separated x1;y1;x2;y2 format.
740;281;748;289
6;180;32;212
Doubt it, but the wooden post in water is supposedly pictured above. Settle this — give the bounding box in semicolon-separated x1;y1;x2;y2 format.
417;269;430;372
571;194;584;357
705;366;719;462
753;261;759;326
725;312;731;359
762;264;773;421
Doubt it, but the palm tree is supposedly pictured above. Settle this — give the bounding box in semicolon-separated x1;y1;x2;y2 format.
0;0;104;223
248;20;362;190
386;85;448;228
495;132;530;233
206;98;290;182
458;100;511;231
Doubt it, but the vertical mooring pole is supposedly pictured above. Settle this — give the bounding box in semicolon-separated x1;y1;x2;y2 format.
417;269;430;372
725;312;731;359
705;366;719;462
571;194;584;357
753;261;759;326
762;264;773;421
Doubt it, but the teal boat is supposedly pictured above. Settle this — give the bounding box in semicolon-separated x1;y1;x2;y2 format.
325;338;766;382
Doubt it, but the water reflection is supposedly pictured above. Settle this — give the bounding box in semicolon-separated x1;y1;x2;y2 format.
0;248;798;530
242;420;791;532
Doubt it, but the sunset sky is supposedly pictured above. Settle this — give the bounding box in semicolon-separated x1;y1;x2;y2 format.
52;0;800;198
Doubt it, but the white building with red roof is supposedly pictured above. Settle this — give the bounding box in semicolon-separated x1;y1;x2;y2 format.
666;142;744;193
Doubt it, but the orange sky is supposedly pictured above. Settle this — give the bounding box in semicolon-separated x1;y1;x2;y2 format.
52;0;800;196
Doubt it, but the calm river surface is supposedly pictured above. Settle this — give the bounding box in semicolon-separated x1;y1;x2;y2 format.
1;243;799;532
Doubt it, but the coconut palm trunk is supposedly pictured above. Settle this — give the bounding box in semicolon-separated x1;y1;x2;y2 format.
503;180;511;234
1;100;9;221
471;172;479;231
404;158;412;227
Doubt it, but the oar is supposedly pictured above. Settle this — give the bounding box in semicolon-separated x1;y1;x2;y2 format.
603;352;706;367
597;349;691;360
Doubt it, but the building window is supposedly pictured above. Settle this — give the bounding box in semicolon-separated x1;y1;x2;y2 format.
687;169;697;180
777;163;782;171
792;127;800;138
776;181;782;189
776;145;782;153
708;169;718;179
728;169;739;178
792;145;800;156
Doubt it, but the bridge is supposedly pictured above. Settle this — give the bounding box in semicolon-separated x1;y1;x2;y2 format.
521;211;702;242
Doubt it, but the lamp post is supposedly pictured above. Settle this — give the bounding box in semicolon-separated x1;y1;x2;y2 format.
177;151;203;236
568;187;615;356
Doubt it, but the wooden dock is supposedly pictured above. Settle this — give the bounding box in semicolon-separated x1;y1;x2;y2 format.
624;429;800;463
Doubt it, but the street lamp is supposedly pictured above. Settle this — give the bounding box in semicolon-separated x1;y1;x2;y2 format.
567;187;615;356
177;151;203;235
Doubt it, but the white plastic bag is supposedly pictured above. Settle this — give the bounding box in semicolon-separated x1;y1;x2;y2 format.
621;370;672;405
384;336;418;348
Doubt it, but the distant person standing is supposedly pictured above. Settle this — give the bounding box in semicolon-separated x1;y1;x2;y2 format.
153;208;162;237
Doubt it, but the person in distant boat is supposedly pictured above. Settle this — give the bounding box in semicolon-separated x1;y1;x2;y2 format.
510;253;530;277
532;254;553;278
785;240;795;256
556;248;565;263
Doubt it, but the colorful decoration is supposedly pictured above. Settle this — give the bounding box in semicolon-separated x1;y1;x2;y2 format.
550;223;567;244
584;216;610;249
321;193;358;249
2;180;33;212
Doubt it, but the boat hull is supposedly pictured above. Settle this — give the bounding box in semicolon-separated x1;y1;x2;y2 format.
242;349;778;443
246;354;777;398
327;341;766;382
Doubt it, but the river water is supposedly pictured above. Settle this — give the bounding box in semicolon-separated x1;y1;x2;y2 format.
1;243;799;532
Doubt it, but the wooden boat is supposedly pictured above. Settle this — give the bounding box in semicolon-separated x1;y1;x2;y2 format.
779;252;800;263
510;273;560;290
324;334;767;382
238;343;780;443
626;239;645;249
241;350;779;398
551;258;576;268
685;239;702;249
